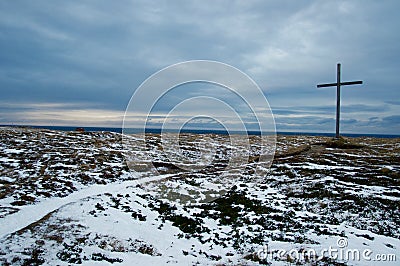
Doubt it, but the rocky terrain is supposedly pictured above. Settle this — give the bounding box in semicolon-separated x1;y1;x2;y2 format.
0;127;399;265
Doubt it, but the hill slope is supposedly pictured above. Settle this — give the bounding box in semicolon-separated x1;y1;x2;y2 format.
0;127;399;265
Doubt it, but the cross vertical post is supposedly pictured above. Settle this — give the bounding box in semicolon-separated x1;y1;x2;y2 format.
317;63;363;138
336;63;341;138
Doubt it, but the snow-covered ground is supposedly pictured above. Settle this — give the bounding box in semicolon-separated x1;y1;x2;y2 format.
0;127;399;265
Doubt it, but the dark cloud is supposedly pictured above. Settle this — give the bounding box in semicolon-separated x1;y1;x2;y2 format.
385;100;400;106
272;104;389;116
0;0;399;134
382;115;400;125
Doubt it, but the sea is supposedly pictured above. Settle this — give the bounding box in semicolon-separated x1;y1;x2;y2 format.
2;125;399;139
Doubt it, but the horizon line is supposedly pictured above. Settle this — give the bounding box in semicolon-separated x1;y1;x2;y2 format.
1;124;399;138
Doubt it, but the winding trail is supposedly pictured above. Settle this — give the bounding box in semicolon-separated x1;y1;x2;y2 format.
0;174;174;239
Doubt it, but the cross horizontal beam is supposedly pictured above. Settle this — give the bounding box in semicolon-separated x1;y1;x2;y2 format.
316;63;363;138
317;80;363;88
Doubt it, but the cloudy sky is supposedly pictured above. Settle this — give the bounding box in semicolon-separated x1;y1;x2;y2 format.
0;0;399;134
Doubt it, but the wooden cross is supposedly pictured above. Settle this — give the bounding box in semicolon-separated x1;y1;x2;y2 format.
317;63;363;138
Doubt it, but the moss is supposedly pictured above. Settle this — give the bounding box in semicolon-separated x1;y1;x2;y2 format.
380;167;400;179
10;200;26;206
170;215;203;234
275;144;311;158
138;245;157;256
56;242;83;264
131;211;146;221
21;248;45;265
20;194;36;202
95;203;105;211
325;137;363;149
91;253;122;263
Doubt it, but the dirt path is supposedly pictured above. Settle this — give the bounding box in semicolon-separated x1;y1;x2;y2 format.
0;174;174;239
